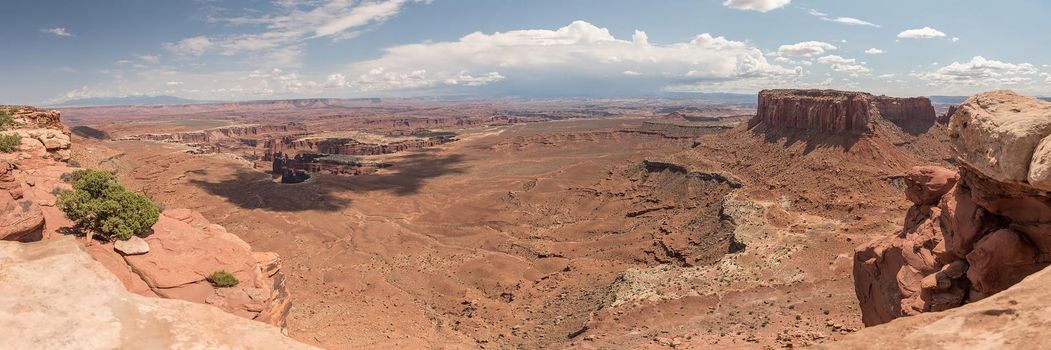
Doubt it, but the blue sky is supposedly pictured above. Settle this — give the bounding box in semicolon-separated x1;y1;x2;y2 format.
2;0;1049;104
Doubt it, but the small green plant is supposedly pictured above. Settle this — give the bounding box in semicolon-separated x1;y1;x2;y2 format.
0;134;20;153
207;270;239;287
0;108;20;128
56;169;161;241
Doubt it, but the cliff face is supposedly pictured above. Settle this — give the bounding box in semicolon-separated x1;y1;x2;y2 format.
0;238;316;350
0;106;72;161
853;90;1051;326
753;90;935;134
124;123;307;143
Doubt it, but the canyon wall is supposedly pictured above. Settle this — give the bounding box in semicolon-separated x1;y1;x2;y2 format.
753;89;935;134
853;90;1051;326
124;123;307;143
263;135;454;160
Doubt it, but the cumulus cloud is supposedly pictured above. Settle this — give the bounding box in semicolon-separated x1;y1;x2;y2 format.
897;27;947;39
917;56;1038;86
817;55;871;75
777;41;837;57
335;21;799;94
42;27;73;37
864;48;884;55
722;0;791;13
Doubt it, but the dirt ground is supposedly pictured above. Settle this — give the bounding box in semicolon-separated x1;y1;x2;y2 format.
70;113;952;349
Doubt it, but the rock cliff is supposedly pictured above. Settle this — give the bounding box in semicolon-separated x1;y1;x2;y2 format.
0;237;316;350
752;89;936;134
0;105;72;161
853;90;1051;326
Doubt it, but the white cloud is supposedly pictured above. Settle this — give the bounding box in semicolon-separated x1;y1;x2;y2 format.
164;0;424;66
166;81;184;86
817;55;871;75
136;54;161;63
42;27;73;37
722;0;791;12
828;17;879;27
777;41;837;57
806;9;879;27
164;36;213;56
897;27;947;39
917;56;1038;86
337;21;799;93
865;48;884;55
952;37;960;43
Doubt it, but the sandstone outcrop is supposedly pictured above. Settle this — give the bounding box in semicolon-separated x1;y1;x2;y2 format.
0;160;44;241
0;106;72;161
0;237;316;350
752;89;935;134
821;264;1051;350
854;91;1051;326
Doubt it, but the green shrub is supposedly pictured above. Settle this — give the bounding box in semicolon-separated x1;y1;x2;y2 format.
56;169;161;241
0;108;17;127
0;134;19;153
207;270;239;288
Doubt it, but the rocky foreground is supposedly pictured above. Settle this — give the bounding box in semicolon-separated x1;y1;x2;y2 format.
0;106;308;348
0;238;316;349
842;91;1051;346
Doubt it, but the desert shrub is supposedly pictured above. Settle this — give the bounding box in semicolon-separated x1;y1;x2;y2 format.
0;108;17;127
207;270;239;288
0;134;20;153
56;169;161;241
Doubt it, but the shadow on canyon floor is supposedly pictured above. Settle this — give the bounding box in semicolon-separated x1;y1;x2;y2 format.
189;151;467;212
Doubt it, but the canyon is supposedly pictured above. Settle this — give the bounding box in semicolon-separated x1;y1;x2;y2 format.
2;89;1049;349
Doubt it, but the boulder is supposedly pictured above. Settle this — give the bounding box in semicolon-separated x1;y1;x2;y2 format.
822;265;1051;350
948;90;1051;187
113;236;150;255
904;166;958;205
0;237;316;350
965;228;1045;296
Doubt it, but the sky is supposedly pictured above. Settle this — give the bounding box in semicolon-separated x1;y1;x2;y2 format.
2;0;1050;104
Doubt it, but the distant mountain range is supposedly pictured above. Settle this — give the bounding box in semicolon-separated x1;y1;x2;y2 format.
49;95;205;107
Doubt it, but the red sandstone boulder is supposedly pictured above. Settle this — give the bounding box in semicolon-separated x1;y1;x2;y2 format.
965;228;1045;297
0;160;45;242
904;166;958;205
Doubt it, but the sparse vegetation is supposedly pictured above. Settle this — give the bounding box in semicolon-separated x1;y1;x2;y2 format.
0;134;21;153
56;169;161;241
207;270;239;287
0;108;20;127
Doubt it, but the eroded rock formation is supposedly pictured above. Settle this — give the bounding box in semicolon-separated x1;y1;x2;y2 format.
753;89;935;134
123;123;307;144
0;237;316;349
0;105;72;161
853;90;1051;326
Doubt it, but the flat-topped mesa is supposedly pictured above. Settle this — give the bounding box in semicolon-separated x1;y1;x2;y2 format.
753;89;936;134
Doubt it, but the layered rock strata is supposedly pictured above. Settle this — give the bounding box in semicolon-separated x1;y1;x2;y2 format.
0;105;72;161
0;237;316;350
753;89;935;134
853;90;1051;326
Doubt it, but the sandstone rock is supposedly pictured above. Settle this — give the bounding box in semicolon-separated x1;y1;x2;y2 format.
753;89;935;134
904;166;958;205
0;237;316;350
0;161;44;242
965;228;1045;296
948;90;1051;187
821;265;1051;350
937;184;995;259
113;236;150;255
